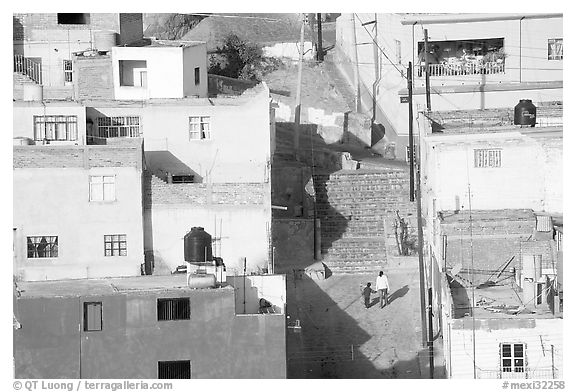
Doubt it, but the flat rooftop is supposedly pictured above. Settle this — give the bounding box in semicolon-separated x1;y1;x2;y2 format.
451;281;555;320
124;38;205;48
428;103;563;136
16;274;233;299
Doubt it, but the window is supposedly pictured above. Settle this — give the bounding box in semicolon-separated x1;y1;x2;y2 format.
57;13;90;25
119;60;147;87
90;175;116;202
171;175;195;184
157;298;190;321
158;361;191;379
501;343;526;373
33;116;78;141
27;236;58;258
104;234;127;256
194;67;200;85
189;116;211;140
84;302;103;332
96;116;141;138
548;38;563;60
63;60;73;83
474;149;501;168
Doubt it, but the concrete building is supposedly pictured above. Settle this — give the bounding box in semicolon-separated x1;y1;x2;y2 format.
111;40;208;100
418;104;563;379
334;13;562;159
14;274;287;378
13;140;145;281
13;13;144;97
13;100;87;145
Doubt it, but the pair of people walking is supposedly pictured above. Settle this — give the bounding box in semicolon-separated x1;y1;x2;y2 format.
362;270;389;309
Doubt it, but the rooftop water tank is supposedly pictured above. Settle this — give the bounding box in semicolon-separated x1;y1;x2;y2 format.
184;227;213;263
514;99;537;127
187;273;216;289
94;30;118;53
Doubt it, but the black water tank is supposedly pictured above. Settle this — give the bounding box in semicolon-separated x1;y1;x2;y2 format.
514;99;537;127
184;227;213;262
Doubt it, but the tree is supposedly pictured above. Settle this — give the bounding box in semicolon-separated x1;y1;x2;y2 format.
209;34;265;80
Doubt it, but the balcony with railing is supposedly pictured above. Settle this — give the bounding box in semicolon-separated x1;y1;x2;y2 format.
417;60;505;78
14;55;42;85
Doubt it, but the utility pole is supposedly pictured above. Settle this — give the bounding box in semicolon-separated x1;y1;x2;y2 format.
424;29;431;111
351;14;362;112
410;61;427;348
294;14;306;162
316;13;324;62
407;62;415;202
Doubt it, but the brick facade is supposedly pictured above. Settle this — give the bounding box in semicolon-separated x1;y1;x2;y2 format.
74;56;114;101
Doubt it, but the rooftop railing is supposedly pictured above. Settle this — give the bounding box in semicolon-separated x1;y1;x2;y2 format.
417;61;505;77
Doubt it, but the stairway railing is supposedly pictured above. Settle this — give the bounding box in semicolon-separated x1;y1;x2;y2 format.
14;54;42;85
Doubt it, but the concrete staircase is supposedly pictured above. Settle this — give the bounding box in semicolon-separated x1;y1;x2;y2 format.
313;168;418;273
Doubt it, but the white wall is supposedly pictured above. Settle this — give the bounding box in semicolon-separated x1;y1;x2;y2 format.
13;166;144;281
13;102;87;144
182;44;208;98
449;318;563;379
112;46;184;99
87;85;272;183
146;205;271;274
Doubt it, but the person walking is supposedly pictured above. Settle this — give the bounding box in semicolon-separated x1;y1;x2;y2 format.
376;270;389;308
361;282;376;309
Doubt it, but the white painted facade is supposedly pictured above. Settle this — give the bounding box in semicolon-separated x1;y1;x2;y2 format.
335;13;563;156
111;43;208;100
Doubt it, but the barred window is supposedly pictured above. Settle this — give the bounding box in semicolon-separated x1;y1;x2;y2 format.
474;149;501;168
63;60;73;83
500;343;526;373
548;38;563;60
158;298;190;321
27;236;58;258
189;116;211;140
33;115;78;141
158;361;191;379
96;116;141;138
90;175;115;202
104;234;127;256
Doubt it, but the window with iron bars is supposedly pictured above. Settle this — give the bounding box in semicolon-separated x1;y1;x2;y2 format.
157;298;190;321
27;236;58;258
104;234;127;256
548;38;563;60
63;59;73;83
500;343;526;373
189;116;211;140
474;149;501;168
96;116;141;138
33;115;78;141
158;361;191;379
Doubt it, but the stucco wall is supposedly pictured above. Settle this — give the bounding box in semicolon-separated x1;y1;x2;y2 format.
87;88;271;183
13;102;87;144
424;132;562;213
145;204;271;274
448;318;563;379
14;287;286;378
13;166;144;281
112;46;184;99
182;45;208;98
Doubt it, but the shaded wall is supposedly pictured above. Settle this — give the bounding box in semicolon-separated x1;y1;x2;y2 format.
14;288;286;379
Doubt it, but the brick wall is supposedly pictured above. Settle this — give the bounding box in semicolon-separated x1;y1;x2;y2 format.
144;173;266;207
74;56;114;100
13;143;143;170
14;13;122;41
